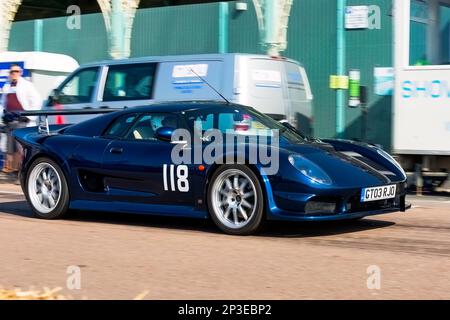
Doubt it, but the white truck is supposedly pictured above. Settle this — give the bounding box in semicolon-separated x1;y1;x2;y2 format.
394;0;450;193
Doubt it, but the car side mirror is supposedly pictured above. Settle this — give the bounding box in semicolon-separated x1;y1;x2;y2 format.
279;120;314;142
280;120;295;131
155;126;175;142
48;89;61;105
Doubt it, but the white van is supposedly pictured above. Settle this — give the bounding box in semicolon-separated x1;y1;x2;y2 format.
45;54;314;134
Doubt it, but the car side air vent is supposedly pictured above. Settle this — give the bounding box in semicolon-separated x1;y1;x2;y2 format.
79;170;105;192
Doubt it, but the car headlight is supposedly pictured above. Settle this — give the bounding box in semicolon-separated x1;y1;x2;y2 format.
288;154;332;185
376;149;406;177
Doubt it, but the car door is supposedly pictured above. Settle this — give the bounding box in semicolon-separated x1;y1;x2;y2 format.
62;113;137;202
282;61;313;136
245;58;287;119
101;112;195;208
152;60;224;101
65;135;114;202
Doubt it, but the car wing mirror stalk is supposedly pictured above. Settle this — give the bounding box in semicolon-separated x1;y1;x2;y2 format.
37;115;50;135
48;89;61;105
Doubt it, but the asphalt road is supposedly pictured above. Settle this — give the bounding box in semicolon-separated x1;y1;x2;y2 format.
0;183;449;300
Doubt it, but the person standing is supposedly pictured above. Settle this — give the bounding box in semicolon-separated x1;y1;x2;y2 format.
0;64;42;174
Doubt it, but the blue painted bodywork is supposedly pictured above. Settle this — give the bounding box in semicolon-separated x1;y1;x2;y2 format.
14;101;409;222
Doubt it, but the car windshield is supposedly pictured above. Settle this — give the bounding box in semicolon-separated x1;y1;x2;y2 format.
184;106;306;144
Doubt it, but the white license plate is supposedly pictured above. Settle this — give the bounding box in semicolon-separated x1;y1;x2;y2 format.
361;185;397;202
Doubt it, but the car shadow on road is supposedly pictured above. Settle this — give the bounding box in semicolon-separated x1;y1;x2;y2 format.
260;219;395;238
0;199;31;218
0;199;395;238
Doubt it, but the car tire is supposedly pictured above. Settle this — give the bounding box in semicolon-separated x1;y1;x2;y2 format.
25;157;70;219
207;165;264;235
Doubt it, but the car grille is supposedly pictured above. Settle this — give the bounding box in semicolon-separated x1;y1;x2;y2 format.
345;183;405;213
301;183;405;216
346;197;398;213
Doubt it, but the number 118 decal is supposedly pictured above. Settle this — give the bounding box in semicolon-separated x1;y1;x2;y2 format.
163;164;189;192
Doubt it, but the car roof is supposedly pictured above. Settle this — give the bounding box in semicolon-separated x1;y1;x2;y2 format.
62;100;253;138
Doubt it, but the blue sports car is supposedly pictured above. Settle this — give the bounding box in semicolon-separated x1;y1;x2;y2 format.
14;101;409;235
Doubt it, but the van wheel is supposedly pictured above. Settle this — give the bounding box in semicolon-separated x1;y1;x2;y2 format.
207;165;264;235
25;158;70;219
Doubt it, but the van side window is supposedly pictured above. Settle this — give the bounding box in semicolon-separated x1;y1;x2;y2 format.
58;67;99;105
103;63;156;101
